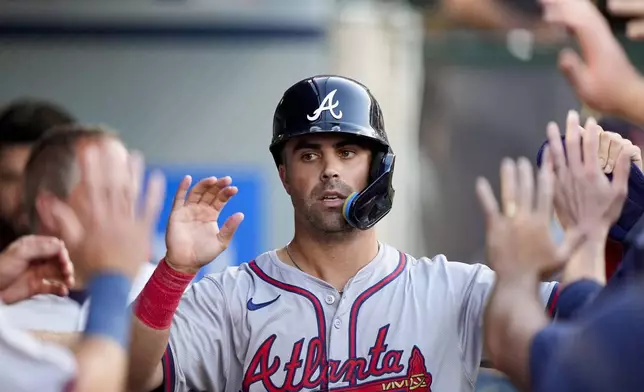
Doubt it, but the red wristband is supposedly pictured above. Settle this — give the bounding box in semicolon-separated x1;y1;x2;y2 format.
133;258;195;330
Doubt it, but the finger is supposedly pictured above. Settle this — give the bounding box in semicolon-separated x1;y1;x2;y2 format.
500;158;518;216
171;175;192;211
475;177;501;224
517;157;535;212
565;110;583;172
49;198;84;247
546;122;567;173
628;144;643;170
598;129;611;169
142;170;167;231
198;179;227;206
128;150;145;213
536;147;556;216
217;212;244;246
611;149;632;198
34;279;69;298
558;49;592;97
584;116;598;129
627;19;644;40
608;0;644;17
185;177;219;205
57;246;75;288
9;235;64;261
211;185;238;213
581;124;600;171
605;134;624;174
555;228;587;264
209;177;233;207
544;1;614;65
80;145;104;212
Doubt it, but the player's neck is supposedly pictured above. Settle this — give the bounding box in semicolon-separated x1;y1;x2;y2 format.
284;230;379;291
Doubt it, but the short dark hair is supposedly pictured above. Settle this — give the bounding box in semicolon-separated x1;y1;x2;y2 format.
0;99;76;147
24;124;119;229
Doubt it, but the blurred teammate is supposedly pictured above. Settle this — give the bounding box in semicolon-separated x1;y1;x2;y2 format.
481;109;644;392
0;99;76;251
0;144;165;392
123;75;599;392
5;125;158;332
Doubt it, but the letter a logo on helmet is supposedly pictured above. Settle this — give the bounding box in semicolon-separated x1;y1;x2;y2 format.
306;89;343;121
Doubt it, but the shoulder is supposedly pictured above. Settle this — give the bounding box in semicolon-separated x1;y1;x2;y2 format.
409;253;494;282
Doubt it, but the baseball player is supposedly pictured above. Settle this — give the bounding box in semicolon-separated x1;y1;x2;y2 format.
127;75;595;392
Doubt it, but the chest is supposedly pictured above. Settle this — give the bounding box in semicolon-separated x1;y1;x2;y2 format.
239;279;463;392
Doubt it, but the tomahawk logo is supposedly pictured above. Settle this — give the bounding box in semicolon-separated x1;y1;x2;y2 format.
307;89;343;121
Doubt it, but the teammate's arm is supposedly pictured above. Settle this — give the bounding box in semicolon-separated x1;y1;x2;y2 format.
543;0;644;126
126;175;243;392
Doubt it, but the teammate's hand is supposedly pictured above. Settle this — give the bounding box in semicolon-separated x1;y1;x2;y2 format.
0;235;74;305
541;0;644;118
476;157;584;278
49;146;166;281
547;110;630;236
608;0;644;40
164;176;244;274
596;125;642;174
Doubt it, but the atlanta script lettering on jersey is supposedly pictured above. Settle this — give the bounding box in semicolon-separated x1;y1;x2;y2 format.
242;324;433;391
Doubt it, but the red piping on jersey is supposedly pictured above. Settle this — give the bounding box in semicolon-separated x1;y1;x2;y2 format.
547;282;560;317
347;251;407;386
248;260;329;390
163;344;176;392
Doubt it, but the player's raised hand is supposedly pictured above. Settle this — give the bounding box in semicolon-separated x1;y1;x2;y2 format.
0;235;74;304
49;147;166;281
546;110;630;235
476;157;585;278
541;0;644;117
164;176;244;274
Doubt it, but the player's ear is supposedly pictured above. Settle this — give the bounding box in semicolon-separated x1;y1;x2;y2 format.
278;164;292;196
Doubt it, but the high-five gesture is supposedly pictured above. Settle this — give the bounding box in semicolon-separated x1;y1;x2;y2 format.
546;110;631;236
164;176;244;274
49;147;166;281
476;157;584;278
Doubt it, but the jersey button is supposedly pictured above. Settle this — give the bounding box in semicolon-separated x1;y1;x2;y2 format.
333;319;342;329
325;294;335;305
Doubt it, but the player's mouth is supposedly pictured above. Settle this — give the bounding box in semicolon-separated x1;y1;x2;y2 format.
319;191;347;208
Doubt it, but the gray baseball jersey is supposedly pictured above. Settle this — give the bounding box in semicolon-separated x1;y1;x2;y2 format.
164;242;558;392
0;302;76;391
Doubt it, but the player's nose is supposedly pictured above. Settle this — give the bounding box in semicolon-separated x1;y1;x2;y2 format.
320;161;341;181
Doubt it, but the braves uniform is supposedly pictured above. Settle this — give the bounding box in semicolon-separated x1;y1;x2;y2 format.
0;301;76;391
162;242;559;392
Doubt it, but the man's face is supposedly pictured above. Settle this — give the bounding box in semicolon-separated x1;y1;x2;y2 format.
66;137;131;219
280;134;372;233
0;145;32;244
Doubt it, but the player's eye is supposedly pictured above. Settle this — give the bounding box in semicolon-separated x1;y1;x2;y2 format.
338;149;356;159
301;152;318;162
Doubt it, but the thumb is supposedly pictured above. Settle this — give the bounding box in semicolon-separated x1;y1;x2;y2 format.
49;198;84;247
611;151;631;197
217;213;244;247
555;228;587;263
559;48;592;96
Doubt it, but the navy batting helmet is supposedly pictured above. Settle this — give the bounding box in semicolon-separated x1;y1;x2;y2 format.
270;75;396;230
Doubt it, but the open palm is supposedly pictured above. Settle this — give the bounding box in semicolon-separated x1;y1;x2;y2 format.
165;175;244;274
